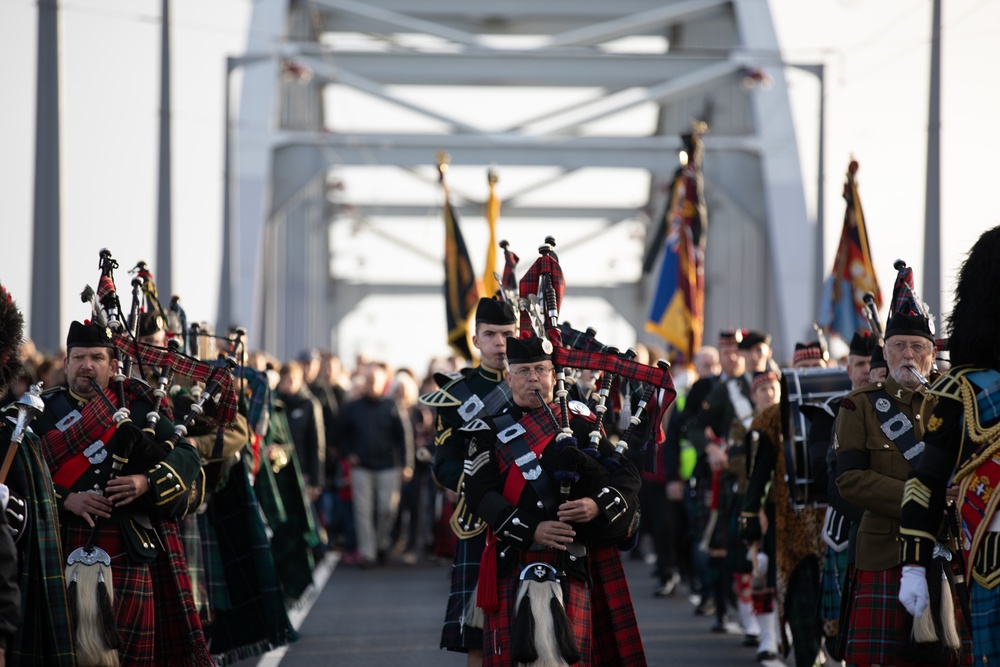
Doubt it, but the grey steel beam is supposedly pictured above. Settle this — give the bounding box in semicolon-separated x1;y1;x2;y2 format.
342;205;644;219
312;0;730;36
272;132;759;171
298;50;728;88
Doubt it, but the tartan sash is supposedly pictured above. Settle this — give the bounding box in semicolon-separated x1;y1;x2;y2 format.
42;381;155;474
493;412;559;513
866;387;925;465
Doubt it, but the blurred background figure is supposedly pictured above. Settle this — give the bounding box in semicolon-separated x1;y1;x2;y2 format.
338;362;413;567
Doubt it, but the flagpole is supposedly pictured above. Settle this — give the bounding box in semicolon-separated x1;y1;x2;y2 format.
922;0;942;320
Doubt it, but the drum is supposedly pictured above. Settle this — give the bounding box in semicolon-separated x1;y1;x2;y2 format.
781;366;852;509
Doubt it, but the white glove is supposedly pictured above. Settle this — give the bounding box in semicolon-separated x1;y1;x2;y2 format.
899;565;929;617
0;483;7;511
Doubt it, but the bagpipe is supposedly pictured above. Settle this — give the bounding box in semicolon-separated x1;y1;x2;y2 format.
497;237;676;667
511;237;675;534
66;251;241;666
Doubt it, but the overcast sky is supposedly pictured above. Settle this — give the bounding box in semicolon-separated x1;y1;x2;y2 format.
1;0;996;366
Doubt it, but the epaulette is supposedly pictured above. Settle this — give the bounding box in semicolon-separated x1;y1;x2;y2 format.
433;370;467;387
925;366;973;402
459;417;491;434
417;371;468;408
840;383;882;411
41;385;67;397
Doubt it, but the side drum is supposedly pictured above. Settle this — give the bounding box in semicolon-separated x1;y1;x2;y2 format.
781;366;852;509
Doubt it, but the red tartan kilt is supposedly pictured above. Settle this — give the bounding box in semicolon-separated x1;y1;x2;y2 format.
483;549;591;667
844;567;972;667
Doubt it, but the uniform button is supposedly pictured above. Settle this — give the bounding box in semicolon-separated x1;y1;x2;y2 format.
537;501;544;509
166;473;174;479
155;464;162;470
883;444;889;449
503;531;510;537
175;484;181;491
915;414;921;420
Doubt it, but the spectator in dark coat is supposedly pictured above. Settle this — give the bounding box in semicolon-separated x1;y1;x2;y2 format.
338;362;413;567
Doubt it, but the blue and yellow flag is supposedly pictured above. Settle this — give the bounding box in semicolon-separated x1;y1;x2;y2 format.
440;158;480;361
818;159;882;341
645;132;707;365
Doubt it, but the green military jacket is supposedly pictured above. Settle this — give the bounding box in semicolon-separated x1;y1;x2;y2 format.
835;375;926;571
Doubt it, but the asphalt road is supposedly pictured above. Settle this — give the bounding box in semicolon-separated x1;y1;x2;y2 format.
234;548;783;667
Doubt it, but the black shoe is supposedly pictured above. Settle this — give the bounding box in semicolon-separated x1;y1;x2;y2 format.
654;578;678;598
694;599;716;617
709;616;730;633
742;635;760;647
756;651;778;662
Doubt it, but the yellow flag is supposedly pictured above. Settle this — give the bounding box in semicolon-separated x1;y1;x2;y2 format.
482;169;500;298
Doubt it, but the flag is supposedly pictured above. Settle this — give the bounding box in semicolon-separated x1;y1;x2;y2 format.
440;160;480;361
499;239;519;302
482;169;500;298
818;160;882;341
645;132;707;365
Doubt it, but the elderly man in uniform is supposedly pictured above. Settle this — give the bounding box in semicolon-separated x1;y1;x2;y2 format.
463;335;646;666
35;319;211;666
421;296;518;665
834;269;965;667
